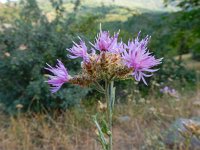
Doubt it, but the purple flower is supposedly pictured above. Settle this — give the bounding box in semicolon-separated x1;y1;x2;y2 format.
45;60;69;93
160;86;170;93
67;40;89;62
160;86;179;98
122;33;162;85
93;30;122;53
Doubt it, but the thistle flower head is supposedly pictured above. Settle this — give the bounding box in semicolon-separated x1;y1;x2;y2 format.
122;33;162;85
67;39;89;62
45;60;69;93
81;52;133;81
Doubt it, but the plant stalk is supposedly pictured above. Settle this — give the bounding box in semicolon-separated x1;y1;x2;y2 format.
105;80;115;150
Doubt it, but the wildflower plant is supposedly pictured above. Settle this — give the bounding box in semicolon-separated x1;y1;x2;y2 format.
45;26;162;150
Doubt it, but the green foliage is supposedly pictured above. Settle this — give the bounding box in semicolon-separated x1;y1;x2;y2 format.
163;1;200;61
0;0;97;113
0;4;19;23
164;0;200;10
154;58;196;85
0;0;199;113
192;40;200;61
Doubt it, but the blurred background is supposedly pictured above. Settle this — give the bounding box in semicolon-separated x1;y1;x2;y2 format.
0;0;200;149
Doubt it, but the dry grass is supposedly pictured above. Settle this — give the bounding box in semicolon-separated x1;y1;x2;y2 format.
175;54;200;71
0;88;199;150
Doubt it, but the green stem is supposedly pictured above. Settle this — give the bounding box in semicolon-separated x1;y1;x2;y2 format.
105;80;115;150
92;115;107;150
94;81;105;94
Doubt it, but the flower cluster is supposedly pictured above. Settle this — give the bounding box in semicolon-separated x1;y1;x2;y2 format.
45;30;162;93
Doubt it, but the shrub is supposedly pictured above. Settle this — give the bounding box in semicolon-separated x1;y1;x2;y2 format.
0;0;99;113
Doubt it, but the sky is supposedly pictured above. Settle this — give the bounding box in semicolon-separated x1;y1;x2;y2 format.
0;0;17;3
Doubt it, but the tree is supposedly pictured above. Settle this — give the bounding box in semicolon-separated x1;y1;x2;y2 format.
164;0;200;10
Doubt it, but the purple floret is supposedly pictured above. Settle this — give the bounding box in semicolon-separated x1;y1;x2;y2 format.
122;32;162;85
67;40;89;63
93;30;123;53
45;60;69;93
